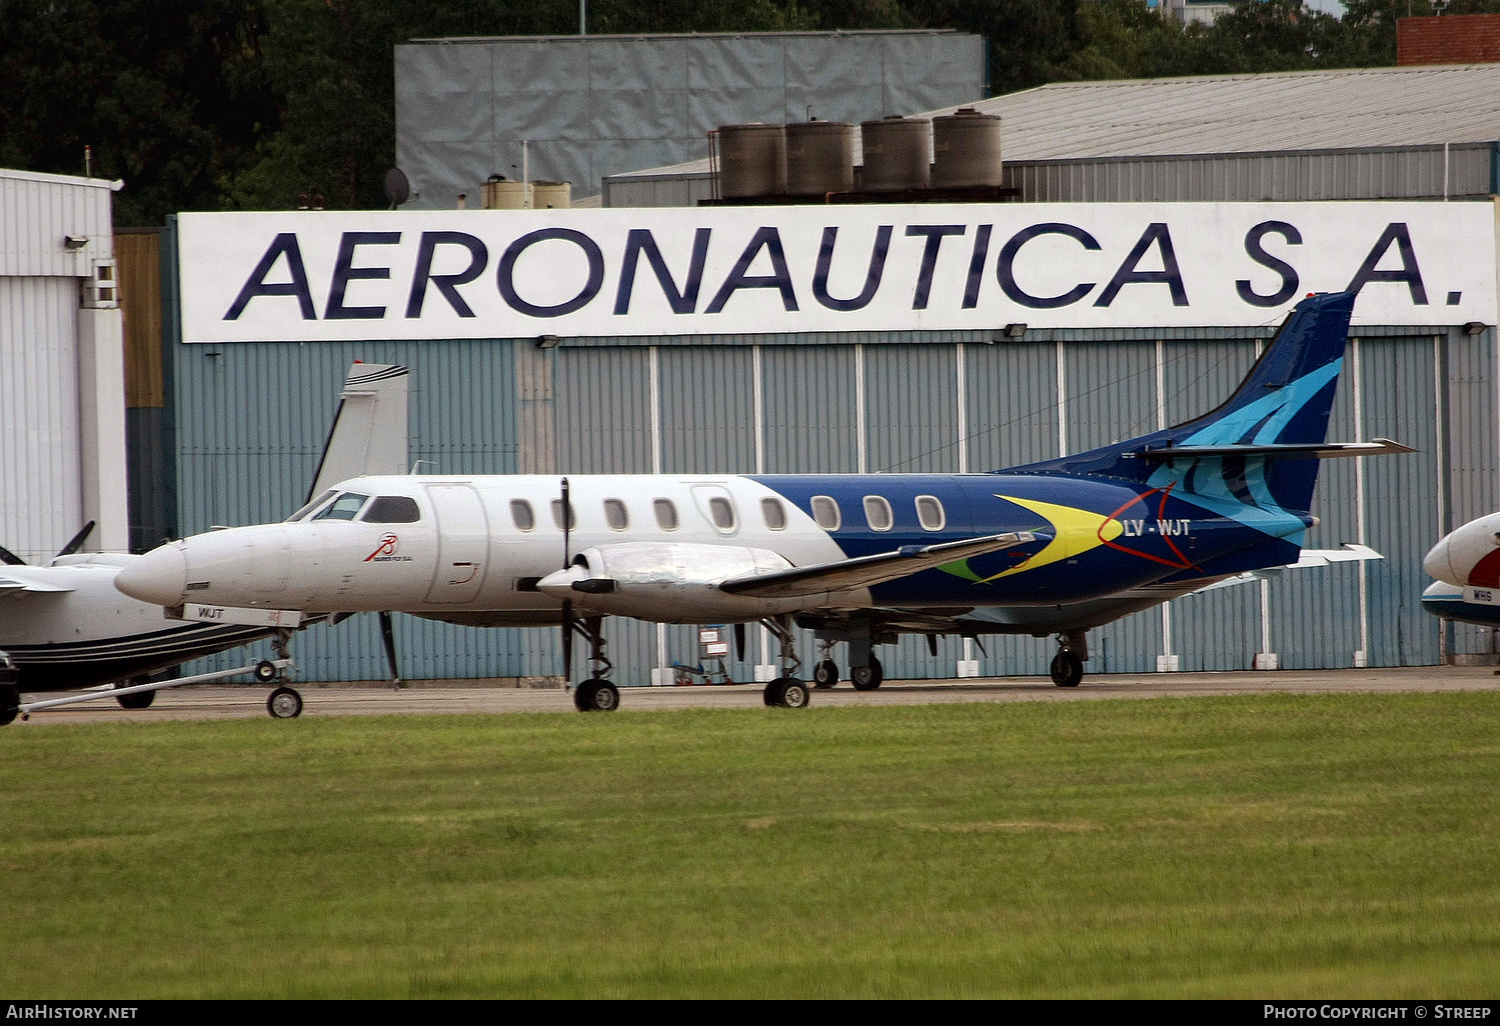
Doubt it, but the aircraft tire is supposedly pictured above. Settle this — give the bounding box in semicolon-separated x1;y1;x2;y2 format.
267;686;303;719
253;660;279;683
1050;650;1083;688
813;660;840;688
850;656;883;691
575;678;619;712
0;684;18;726
764;677;810;709
114;678;155;710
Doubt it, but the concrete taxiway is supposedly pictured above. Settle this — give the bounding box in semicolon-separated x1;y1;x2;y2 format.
9;664;1500;725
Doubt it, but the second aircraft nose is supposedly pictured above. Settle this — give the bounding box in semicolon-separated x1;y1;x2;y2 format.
115;543;189;607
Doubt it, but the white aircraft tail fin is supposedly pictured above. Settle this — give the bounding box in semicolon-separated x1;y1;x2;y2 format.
304;363;410;505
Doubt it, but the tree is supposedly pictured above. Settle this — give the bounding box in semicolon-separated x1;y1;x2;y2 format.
0;0;276;225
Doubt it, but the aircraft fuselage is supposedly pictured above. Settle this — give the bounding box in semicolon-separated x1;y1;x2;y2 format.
116;471;1308;628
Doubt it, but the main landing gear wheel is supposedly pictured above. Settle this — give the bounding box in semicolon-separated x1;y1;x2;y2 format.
851;656;884;691
267;686;303;719
813;660;840;689
253;659;280;683
114;678;155;709
763;677;810;709
574;678;620;712
0;684;18;727
1050;650;1083;688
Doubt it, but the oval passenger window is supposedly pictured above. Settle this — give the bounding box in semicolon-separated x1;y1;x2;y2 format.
811;496;841;532
510;499;535;531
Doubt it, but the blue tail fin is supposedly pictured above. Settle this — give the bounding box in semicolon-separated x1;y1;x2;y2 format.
1003;291;1357;515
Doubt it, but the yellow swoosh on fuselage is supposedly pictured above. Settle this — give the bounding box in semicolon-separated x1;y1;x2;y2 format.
979;495;1123;582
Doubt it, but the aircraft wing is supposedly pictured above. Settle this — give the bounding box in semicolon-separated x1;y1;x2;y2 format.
718;532;1036;598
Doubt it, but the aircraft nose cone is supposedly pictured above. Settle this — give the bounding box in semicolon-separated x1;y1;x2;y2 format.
1423;536;1456;584
115;544;189;606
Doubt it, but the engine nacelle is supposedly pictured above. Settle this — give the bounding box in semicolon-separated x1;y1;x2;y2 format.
536;542;834;623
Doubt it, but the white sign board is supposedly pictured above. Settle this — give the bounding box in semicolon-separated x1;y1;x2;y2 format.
177;203;1497;342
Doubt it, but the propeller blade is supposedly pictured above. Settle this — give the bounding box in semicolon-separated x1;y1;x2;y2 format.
0;544;25;566
56;521;96;558
561;477;571;567
560;477;574;683
379;611;400;685
734;623;746;662
926;634;938;657
561;600;574;682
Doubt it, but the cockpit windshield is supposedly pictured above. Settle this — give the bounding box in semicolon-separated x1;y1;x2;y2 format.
285;489;338;523
312;492;371;521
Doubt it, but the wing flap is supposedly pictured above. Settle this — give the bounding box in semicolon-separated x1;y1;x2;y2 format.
719;532;1035;599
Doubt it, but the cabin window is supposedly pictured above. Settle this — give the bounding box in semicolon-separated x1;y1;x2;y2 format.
286;489;338;523
314;492;369;521
761;497;787;531
708;497;736;531
915;495;945;532
362;496;421;524
604;498;629;531
811;495;841;532
550;499;576;531
864;496;893;531
654;498;679;531
510;499;535;532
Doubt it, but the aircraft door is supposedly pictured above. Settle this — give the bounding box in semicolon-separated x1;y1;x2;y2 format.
423;484;489;603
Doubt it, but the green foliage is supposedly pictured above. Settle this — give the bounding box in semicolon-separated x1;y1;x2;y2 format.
0;0;275;225
6;0;1500;222
3;693;1500;997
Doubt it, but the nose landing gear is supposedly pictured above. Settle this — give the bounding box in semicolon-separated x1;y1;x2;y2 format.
262;630;304;718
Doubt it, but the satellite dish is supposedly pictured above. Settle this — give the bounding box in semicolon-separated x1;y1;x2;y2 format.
384;167;411;209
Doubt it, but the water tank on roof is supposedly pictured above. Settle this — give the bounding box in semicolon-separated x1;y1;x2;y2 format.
483;175;528;209
786;121;855;197
532;180;571;209
718;124;787;199
932;108;1003;189
860;116;931;192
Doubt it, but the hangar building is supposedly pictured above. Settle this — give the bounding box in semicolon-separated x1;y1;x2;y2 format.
0;169;127;565
123;61;1500;687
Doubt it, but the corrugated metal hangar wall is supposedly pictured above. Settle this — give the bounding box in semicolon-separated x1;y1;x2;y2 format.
0;169;128;563
395;31;985;205
162;200;1500;685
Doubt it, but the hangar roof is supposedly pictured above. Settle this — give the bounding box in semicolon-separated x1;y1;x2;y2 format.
950;63;1500;160
607;63;1500;182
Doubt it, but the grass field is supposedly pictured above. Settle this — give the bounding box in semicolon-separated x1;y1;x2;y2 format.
2;691;1498;999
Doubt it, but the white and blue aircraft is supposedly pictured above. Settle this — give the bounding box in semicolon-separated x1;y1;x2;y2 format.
1422;511;1500;627
0;362;409;725
115;291;1404;712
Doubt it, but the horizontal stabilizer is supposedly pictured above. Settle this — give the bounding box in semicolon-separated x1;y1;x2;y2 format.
1134;438;1414;462
1186;543;1383;594
719;532;1035;598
